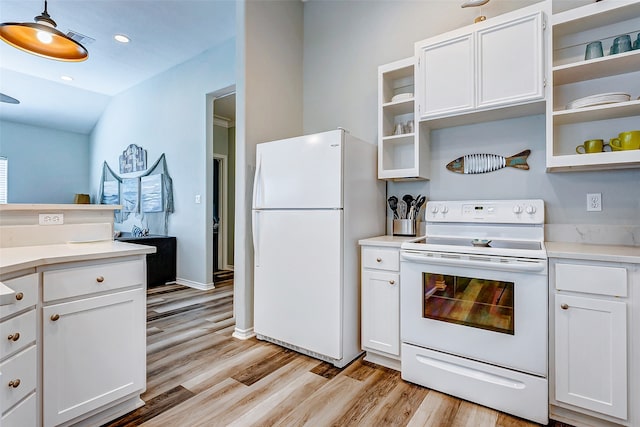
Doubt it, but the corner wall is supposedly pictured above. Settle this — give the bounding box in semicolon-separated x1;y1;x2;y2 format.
89;39;236;287
302;0;640;239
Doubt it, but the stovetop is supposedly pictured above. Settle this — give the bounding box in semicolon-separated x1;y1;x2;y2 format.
401;200;547;260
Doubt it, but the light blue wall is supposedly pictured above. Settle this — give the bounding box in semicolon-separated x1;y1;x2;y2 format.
302;0;640;230
90;38;236;286
0;120;90;203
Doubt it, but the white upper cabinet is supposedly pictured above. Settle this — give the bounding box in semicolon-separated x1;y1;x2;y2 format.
417;33;474;118
378;57;429;180
477;12;545;109
546;0;640;172
415;5;546;128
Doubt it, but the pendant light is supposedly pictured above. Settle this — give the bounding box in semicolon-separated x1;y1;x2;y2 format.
0;0;88;62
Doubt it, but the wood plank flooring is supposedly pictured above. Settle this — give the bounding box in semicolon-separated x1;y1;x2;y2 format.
103;280;570;427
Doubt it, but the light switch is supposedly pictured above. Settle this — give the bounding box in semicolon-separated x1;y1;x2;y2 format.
195;194;201;204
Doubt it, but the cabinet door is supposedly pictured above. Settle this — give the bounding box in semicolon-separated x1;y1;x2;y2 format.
477;12;544;109
42;288;145;427
554;294;627;419
362;270;400;356
417;33;474;119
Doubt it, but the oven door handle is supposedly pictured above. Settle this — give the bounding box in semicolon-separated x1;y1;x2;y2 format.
401;251;546;272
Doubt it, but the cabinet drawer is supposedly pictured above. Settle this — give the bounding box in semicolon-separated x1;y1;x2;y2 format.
2;391;36;426
0;345;36;411
555;263;627;297
362;247;400;271
43;259;145;302
0;274;38;320
1;310;36;359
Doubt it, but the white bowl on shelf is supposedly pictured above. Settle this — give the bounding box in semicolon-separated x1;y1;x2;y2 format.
391;92;413;102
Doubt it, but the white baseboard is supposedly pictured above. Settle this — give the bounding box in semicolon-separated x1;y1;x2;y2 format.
232;327;255;340
175;277;214;290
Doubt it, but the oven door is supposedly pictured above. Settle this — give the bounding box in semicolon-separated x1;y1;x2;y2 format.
400;249;547;376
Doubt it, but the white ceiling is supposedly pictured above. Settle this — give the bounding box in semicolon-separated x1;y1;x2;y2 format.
0;0;236;134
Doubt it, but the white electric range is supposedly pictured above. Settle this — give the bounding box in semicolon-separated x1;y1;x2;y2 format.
400;199;548;424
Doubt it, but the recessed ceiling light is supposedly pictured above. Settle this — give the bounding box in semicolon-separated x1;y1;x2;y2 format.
114;34;130;43
61;75;73;81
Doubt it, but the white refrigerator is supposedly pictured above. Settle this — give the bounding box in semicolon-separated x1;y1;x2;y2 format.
252;129;385;367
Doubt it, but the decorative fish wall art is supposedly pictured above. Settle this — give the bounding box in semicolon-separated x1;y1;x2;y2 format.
446;149;530;174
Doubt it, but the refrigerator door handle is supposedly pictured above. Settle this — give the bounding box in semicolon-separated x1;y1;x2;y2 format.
252;210;260;267
252;152;262;209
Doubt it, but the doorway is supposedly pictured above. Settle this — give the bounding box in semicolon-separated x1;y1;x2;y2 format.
212;91;236;281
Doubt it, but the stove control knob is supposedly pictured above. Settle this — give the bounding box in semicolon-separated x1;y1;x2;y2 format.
513;205;523;214
526;205;537;214
431;205;439;214
441;205;449;214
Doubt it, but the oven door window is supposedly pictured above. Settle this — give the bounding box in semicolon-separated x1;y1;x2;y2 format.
422;273;514;335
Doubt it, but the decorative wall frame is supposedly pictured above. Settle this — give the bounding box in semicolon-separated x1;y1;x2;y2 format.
141;174;164;213
119;144;147;174
101;180;120;205
121;178;140;213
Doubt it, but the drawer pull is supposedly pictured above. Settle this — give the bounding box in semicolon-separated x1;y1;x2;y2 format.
7;333;20;342
561;304;569;310
8;379;20;388
376;257;382;263
15;292;24;301
96;276;105;283
389;280;395;285
51;314;60;321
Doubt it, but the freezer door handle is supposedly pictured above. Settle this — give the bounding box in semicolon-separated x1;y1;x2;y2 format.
252;210;260;267
252;152;262;209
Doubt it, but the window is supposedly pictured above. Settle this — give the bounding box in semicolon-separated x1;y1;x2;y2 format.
0;156;7;204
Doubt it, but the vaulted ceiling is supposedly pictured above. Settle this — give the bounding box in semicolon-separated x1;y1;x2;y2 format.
0;0;236;134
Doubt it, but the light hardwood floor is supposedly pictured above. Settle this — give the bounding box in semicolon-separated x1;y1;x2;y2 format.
103;279;569;427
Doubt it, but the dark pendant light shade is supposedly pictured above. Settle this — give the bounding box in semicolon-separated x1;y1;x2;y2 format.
0;0;88;62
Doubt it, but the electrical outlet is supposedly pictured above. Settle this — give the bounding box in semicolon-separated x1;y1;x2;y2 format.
195;194;201;204
587;193;602;212
39;213;64;225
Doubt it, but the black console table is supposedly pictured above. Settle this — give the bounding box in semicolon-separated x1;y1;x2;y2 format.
116;234;176;287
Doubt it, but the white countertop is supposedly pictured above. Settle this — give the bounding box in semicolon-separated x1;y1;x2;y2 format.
0;241;156;275
546;241;640;264
359;235;421;248
0;203;122;211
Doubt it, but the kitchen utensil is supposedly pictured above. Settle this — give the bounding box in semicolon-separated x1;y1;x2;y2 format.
471;239;491;247
576;139;605;154
402;194;414;206
584;41;603;60
387;196;399;219
398;200;407;219
610;130;640;150
610;34;632;54
566;92;630;109
391;92;413;102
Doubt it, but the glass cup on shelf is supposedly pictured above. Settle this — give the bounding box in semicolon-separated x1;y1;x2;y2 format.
584;41;603;60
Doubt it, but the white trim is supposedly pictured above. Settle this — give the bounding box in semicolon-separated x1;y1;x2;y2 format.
232;326;255;340
213;154;229;271
175;277;214;291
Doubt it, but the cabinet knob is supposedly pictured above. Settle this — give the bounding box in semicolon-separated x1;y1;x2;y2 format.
50;314;60;321
561;303;569;310
96;276;105;283
15;292;24;301
8;379;20;388
7;333;20;342
376;257;382;263
389;280;395;285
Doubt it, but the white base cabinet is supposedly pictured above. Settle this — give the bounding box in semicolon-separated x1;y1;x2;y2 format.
549;255;638;427
43;288;145;427
40;257;147;427
360;241;403;370
554;293;627;419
